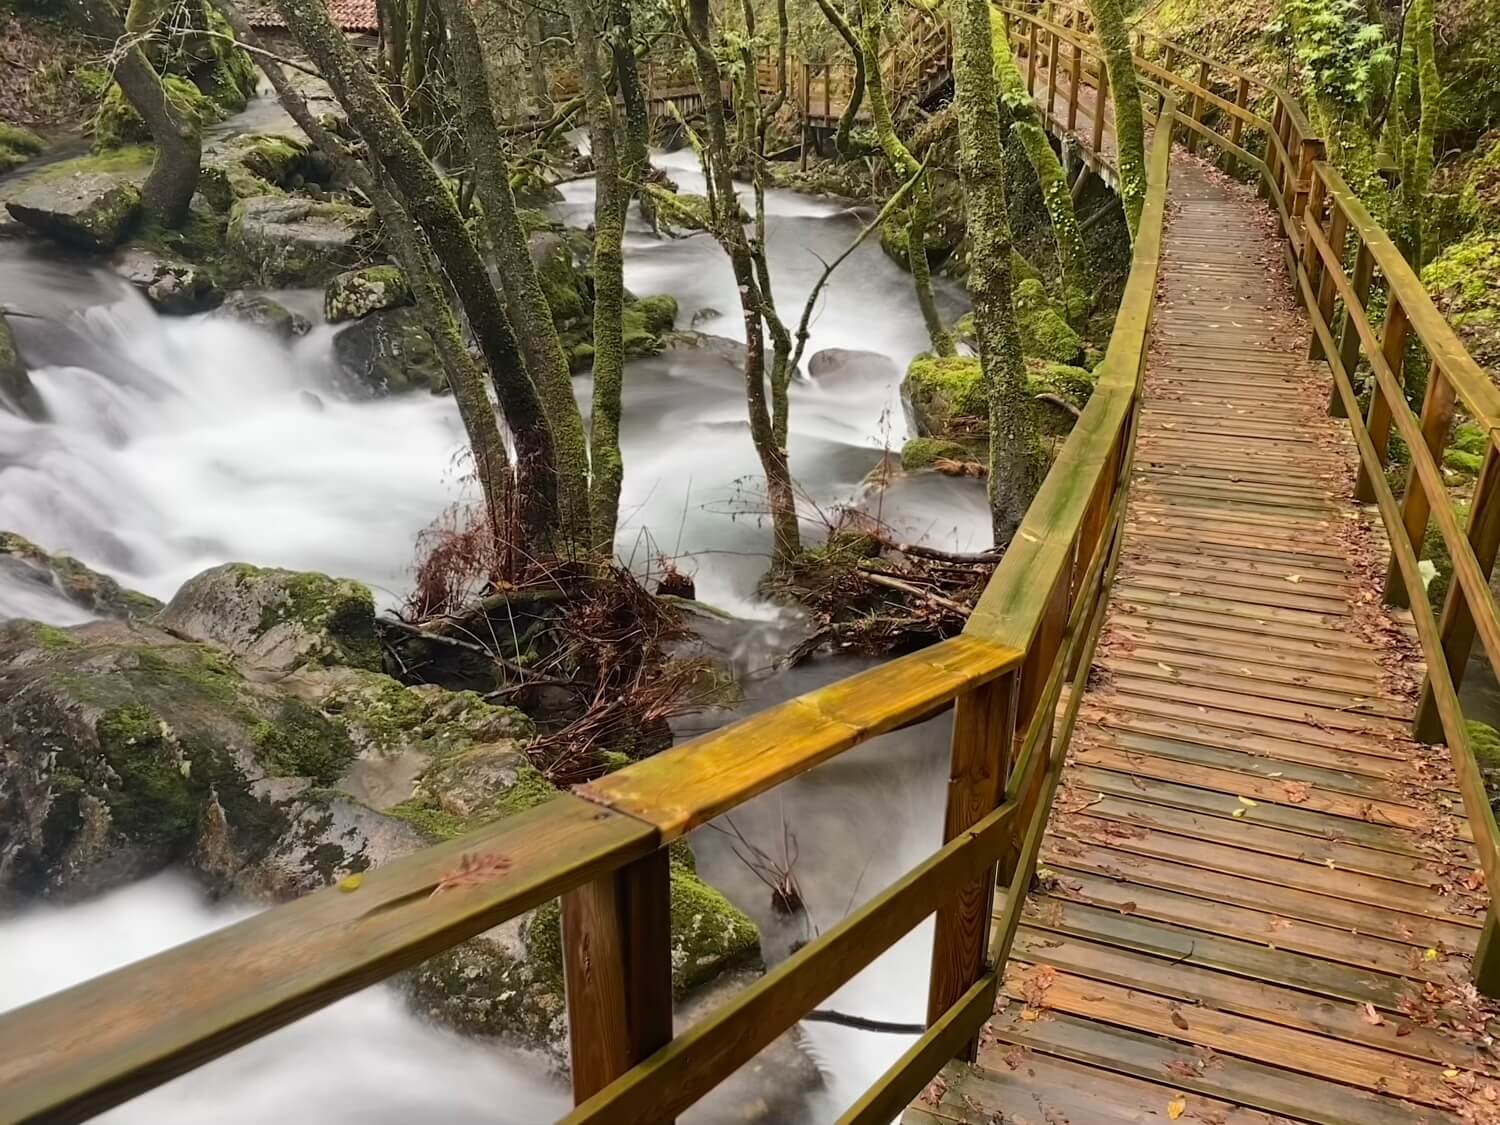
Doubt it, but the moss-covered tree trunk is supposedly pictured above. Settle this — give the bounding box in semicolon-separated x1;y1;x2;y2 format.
859;0;954;357
74;0;201;227
950;0;1043;541
992;27;1089;324
1409;0;1439;267
525;5;551;110
682;0;801;564
213;0;514;553
810;0;870;157
567;0;629;555
273;0;560;548
433;0;592;547
610;0;649;201
1085;0;1146;240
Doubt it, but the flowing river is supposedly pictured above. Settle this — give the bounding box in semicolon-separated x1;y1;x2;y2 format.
0;131;988;1120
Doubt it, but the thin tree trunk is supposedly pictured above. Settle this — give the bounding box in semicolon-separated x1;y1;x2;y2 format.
809;0;871;157
1409;0;1439;267
74;0;201;228
566;0;628;554
610;0;649;201
859;0;954;357
1084;0;1146;240
273;0;560;547
952;0;1043;542
993;33;1089;324
433;0;592;546
215;0;514;552
682;0;801;564
524;5;550;109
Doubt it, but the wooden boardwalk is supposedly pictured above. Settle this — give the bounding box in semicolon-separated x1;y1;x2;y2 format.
904;141;1496;1121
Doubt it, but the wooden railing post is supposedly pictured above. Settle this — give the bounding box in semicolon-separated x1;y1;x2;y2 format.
1414;445;1500;742
925;672;1019;1053
1027;17;1039;94
1307;204;1346;362
1293;136;1324;223
1186;60;1209;155
1354;297;1411;503
1475;905;1500;998
1227;75;1249;175
562;850;674;1106
1264;100;1285;203
799;62;812;167
1385;361;1455;607
1068;40;1082;131
1329;240;1373;418
1092;58;1108;155
1045;1;1060;122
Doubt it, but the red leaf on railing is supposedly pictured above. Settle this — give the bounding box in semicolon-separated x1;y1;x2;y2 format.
430;852;514;897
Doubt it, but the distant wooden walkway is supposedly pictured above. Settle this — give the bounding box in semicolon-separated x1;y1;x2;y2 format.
903;30;1500;1125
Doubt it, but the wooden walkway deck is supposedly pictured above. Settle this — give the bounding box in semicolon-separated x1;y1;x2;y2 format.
904;152;1496;1122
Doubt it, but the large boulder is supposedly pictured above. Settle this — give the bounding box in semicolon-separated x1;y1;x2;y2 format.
226;194;369;286
905;354;986;437
160;562;381;673
333;307;443;395
0;532;161;620
211;292;311;340
324;265;413;324
0;315;45;421
807;348;900;385
112;247;222;314
6;168;142;252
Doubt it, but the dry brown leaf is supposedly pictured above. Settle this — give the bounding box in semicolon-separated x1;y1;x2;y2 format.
431;852;514;897
1361;1002;1385;1026
1283;781;1311;804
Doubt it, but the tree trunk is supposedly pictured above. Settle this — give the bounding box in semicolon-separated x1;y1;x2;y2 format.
433;0;593;547
74;0;201;228
1409;0;1439;267
524;6;550;110
993;33;1089;325
214;0;514;555
809;0;872;157
566;0;628;555
610;0;649;202
1084;0;1146;240
682;0;801;564
859;0;954;357
952;0;1044;543
273;0;560;548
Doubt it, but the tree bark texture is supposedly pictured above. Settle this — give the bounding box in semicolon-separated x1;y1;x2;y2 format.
273;0;560;547
1084;0;1146;240
859;0;954;357
952;1;1044;542
567;0;629;554
1409;0;1439;266
434;0;593;547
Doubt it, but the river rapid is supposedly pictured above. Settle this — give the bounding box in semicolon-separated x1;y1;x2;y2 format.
0;135;990;1120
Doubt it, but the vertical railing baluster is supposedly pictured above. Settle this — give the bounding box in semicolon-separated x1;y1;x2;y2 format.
1186;60;1209;155
1045;0;1060;124
1293;137;1324;228
1415;445;1500;743
1227;75;1249;175
1329;240;1373;418
1092;58;1108;155
1027;17;1039;95
1068;41;1082;131
1307;203;1346;362
1264;101;1285;204
562;851;674;1107
1355;297;1410;503
1474;905;1500;998
925;673;1019;1054
1385;361;1455;608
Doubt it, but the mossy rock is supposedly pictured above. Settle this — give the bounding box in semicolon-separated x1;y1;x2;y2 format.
333;306;442;395
0;531;161;619
622;293;679;356
0;122;45;174
905;354;985;437
0;315;44;420
1445;422;1488;477
1423;234;1500;372
199;134;315;213
324;265;413;324
1014;278;1084;364
226;194;371;287
93;76;217;152
879;207;957;269
529;230;587;327
1470;720;1500;772
643;184;745;232
5;154;147;252
160;562;381;673
901;436;975;470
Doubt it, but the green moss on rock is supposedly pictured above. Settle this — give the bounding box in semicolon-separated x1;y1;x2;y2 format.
93;76;215;151
0;122;45;173
906;354;985;437
325;265;413;324
901;436;974;469
253;698;356;783
95;703;195;844
1015;278;1084;363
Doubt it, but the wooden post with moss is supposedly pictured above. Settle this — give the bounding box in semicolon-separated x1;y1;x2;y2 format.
1084;0;1146;239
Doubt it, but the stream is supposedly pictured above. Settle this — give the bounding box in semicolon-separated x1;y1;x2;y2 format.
0;119;988;1120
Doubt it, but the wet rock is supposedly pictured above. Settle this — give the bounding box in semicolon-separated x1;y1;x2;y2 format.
900;436;976;471
334;306;443;395
531;230;587;327
160;562;381;673
0;531;162;620
6;169;142;252
112;247;222;314
0;313;45;420
905;354;984;437
211;292;311;340
226;194;369;286
806;348;900;384
324;264;412;324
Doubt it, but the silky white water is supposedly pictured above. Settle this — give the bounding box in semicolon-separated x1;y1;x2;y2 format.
0;139;988;1120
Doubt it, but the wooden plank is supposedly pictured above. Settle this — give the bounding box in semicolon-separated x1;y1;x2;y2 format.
0;795;658;1125
983;1010;1438;1125
579;634;1022;841
1011;929;1493;1069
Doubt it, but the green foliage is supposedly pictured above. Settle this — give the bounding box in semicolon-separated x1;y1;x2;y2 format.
1014;278;1084;363
94;75;214;151
1265;0;1393;110
1423;234;1500;370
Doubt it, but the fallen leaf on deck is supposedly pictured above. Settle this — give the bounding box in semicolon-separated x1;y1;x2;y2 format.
1237;796;1258;807
339;873;364;893
1361;1003;1385;1026
1168;1094;1187;1119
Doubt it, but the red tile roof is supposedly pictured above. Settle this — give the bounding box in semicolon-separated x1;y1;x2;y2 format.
247;0;379;34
